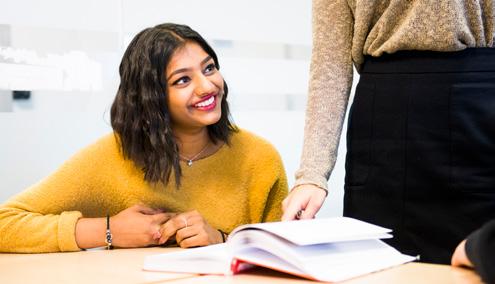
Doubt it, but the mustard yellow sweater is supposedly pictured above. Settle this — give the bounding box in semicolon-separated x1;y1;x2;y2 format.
0;129;288;253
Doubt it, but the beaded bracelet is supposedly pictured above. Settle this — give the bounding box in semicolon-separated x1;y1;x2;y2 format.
105;214;113;250
218;229;227;243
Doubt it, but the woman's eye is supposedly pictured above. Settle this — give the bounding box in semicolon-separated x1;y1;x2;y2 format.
204;63;216;74
173;76;190;85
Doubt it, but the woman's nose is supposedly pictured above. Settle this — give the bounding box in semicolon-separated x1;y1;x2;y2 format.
194;74;215;96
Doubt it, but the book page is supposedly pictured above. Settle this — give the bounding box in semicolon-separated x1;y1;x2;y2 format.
143;244;231;275
230;217;392;245
235;239;415;282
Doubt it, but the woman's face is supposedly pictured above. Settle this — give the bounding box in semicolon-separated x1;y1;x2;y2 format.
165;41;224;133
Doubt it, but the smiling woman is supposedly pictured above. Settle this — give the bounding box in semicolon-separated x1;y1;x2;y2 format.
166;43;225;152
0;23;288;253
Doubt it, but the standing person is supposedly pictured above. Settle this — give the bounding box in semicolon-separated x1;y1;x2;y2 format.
282;0;495;264
0;23;288;253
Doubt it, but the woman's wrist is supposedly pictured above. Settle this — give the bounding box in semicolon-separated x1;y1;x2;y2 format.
75;217;107;249
292;183;328;197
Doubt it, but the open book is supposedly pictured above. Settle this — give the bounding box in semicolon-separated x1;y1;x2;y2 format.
143;217;415;282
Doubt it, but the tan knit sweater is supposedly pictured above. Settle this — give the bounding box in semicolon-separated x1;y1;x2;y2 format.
0;129;287;253
295;0;494;190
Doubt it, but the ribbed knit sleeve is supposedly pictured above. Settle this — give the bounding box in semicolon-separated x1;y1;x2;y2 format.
465;220;495;284
294;0;354;190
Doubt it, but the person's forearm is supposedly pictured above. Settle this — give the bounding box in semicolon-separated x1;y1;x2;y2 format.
75;217;107;249
295;0;354;190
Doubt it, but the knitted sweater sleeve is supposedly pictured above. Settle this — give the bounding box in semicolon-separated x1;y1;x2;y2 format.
294;0;354;190
465;219;495;284
0;138;109;253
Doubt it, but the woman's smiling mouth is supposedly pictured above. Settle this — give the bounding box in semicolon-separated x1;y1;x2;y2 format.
193;94;217;110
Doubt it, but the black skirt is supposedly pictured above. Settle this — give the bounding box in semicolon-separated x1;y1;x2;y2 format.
344;48;495;264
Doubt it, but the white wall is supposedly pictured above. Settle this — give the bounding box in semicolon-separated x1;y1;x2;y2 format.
0;0;354;218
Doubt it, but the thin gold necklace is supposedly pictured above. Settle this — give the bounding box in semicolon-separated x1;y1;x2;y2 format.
179;142;210;167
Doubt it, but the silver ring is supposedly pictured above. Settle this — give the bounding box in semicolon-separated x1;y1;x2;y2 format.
296;209;303;220
182;216;188;228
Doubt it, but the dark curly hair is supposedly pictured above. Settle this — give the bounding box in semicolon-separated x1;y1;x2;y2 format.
110;23;237;187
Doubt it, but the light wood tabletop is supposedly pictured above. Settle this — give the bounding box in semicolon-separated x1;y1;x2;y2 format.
0;247;483;284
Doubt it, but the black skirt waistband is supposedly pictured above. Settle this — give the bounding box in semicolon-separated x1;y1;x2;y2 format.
361;48;495;74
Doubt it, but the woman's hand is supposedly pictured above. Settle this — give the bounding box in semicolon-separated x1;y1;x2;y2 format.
75;204;174;249
451;239;473;268
158;210;223;248
281;184;327;221
110;204;175;248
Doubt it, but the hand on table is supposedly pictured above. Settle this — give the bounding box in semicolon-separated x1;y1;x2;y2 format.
451;239;473;268
158;210;223;248
110;204;176;248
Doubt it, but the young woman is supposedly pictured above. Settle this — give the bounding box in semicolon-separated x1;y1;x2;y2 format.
0;23;288;253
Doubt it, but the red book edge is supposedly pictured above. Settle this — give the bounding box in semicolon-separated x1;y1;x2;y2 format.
230;258;318;281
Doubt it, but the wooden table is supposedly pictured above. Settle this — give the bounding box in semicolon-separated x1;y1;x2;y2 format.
0;247;482;284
